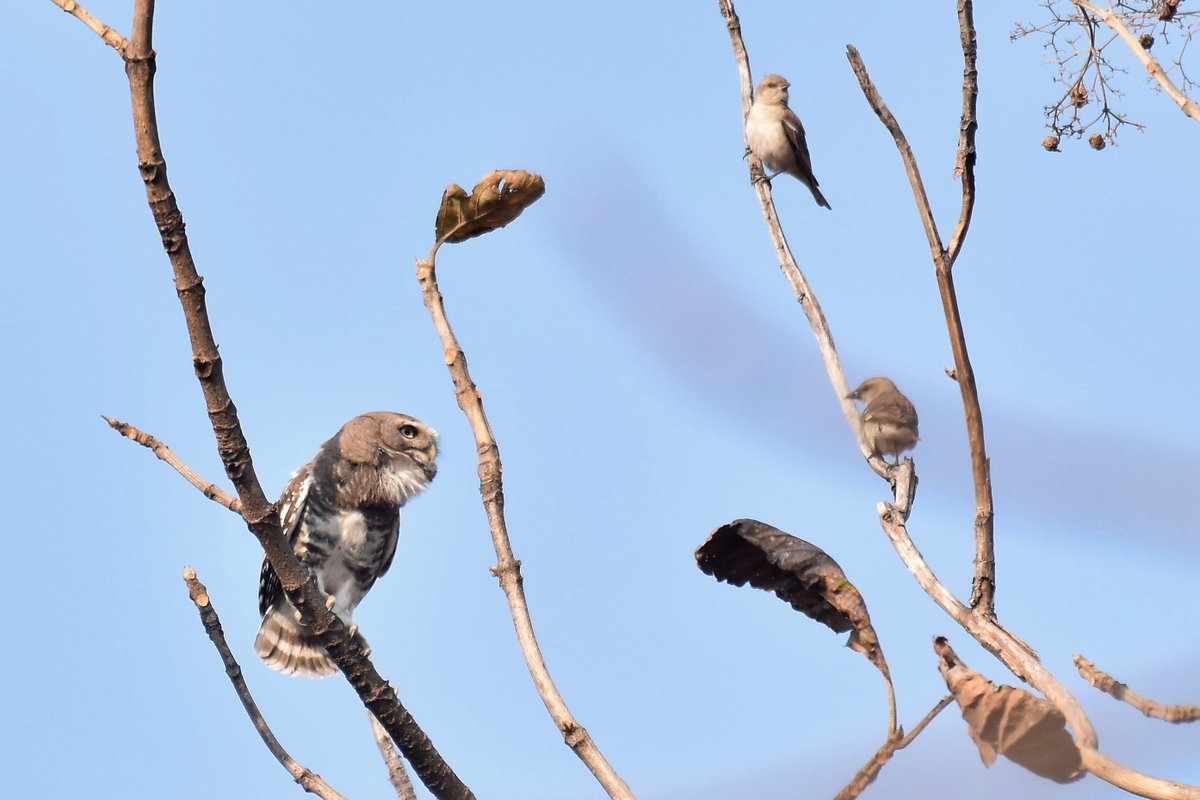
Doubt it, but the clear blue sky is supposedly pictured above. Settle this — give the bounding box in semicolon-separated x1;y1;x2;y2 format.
4;2;1197;798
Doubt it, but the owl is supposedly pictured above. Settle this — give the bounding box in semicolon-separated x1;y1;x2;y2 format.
254;412;438;676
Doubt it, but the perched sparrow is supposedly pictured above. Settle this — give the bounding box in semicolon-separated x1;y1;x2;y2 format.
255;412;438;676
848;377;919;463
745;73;831;209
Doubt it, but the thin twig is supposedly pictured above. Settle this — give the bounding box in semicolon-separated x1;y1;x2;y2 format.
846;22;996;614
370;713;418;799
64;2;474;796
49;0;129;55
833;695;954;800
415;248;633;799
716;0;894;485
102;416;241;512
1074;0;1200;124
182;568;348;800
1075;655;1200;723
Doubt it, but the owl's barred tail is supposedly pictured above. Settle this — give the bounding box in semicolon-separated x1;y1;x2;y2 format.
254;606;338;677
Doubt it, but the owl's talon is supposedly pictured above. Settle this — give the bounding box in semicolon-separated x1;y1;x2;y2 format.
324;594;337;611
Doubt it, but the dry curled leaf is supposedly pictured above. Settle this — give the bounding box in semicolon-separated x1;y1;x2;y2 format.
695;519;888;676
434;169;545;244
935;637;1083;783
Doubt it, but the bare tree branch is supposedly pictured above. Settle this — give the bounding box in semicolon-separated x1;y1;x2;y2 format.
1013;1;1199;143
370;713;418;800
182;568;348;800
839;35;1198;796
718;2;1197;796
875;504;1200;798
102;415;241;512
716;0;898;487
49;0;129;54
1074;0;1200;124
415;242;633;799
58;2;474;797
1075;654;1200;723
833;695;955;800
846;19;996;614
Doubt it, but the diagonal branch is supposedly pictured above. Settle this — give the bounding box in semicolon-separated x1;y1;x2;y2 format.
716;0;899;486
103;416;241;512
1073;0;1200;125
415;245;633;799
846;22;996;614
833;695;955;800
1075;654;1200;723
49;0;129;55
59;1;473;797
875;503;1200;799
183;568;348;800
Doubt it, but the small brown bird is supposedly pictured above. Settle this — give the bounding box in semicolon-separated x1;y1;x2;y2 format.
744;73;831;209
848;377;919;463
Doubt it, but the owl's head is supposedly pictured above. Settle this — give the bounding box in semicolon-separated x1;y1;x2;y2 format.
331;412;439;505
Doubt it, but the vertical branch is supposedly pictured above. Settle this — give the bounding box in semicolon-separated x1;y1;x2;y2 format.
415;250;633;800
59;1;475;796
944;0;996;617
846;0;996;614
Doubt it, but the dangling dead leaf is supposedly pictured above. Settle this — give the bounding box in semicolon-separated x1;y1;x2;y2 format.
434;169;545;244
935;637;1083;783
695;518;888;677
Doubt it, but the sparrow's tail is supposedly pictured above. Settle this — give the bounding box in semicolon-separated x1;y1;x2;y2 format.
255;604;338;677
811;185;832;210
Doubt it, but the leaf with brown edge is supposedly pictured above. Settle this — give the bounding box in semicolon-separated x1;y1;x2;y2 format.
935;637;1083;783
695;518;889;677
434;170;545;244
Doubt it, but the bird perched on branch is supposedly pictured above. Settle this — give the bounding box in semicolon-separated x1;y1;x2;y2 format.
745;73;831;209
255;412;439;677
848;377;919;463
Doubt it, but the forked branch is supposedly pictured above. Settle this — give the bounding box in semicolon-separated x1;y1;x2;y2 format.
1072;0;1200;125
833;695;955;800
59;1;472;797
846;8;995;614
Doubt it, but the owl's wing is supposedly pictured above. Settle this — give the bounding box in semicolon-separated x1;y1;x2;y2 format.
257;465;314;616
373;511;402;583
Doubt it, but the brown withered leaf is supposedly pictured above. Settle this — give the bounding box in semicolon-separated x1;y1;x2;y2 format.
935;637;1083;783
434;170;545;244
695;519;888;676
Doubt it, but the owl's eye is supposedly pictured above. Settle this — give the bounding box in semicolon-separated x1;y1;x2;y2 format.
399;424;419;440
